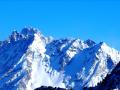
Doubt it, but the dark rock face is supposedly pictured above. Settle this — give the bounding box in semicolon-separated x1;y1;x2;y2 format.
84;62;120;90
34;86;68;90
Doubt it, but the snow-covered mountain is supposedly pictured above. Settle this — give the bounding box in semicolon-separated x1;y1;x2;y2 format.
0;27;120;90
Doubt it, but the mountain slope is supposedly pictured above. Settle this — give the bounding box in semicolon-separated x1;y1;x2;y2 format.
0;28;120;90
84;62;120;90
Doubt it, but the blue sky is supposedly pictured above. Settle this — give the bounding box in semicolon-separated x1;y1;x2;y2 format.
0;0;120;50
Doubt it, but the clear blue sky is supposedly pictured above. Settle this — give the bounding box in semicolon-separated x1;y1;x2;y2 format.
0;0;120;50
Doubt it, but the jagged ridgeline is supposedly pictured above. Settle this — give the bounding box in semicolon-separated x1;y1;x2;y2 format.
0;27;120;90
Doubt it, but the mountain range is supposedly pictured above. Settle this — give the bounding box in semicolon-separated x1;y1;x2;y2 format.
0;27;120;90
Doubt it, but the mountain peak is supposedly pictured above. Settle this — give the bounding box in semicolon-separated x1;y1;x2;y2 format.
21;27;41;37
9;30;22;42
84;39;96;47
98;42;114;52
7;27;42;43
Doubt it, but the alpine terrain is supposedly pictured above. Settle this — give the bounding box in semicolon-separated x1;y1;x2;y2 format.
0;27;120;90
